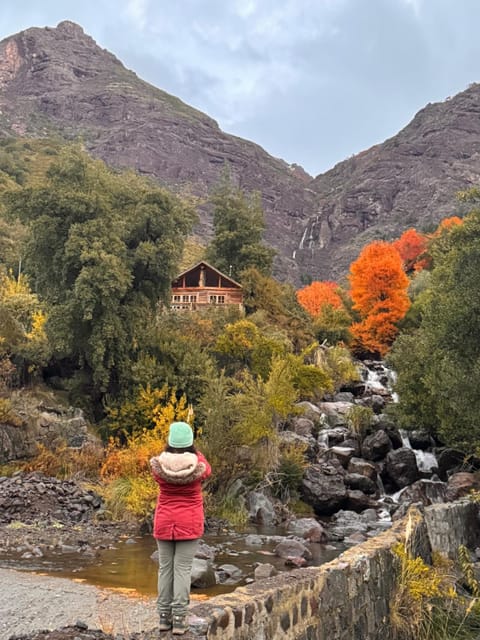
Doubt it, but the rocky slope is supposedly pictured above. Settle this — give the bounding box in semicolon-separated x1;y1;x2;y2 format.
2;21;480;282
297;84;480;280
0;21;313;281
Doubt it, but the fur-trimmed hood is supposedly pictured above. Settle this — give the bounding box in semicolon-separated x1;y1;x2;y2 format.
150;451;207;485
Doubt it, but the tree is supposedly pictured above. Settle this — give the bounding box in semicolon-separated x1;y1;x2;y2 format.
205;172;275;278
349;241;410;356
296;281;343;316
389;209;480;450
392;228;427;273
6;146;195;401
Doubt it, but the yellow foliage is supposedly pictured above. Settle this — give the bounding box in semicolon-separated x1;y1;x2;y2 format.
100;386;192;519
25;310;47;342
22;442;104;480
0;398;21;426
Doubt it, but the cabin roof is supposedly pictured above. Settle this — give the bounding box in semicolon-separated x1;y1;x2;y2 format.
172;261;242;289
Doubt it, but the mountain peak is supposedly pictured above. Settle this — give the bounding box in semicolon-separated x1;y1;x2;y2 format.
55;20;87;38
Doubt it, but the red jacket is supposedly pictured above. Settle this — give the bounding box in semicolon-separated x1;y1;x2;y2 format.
150;450;211;540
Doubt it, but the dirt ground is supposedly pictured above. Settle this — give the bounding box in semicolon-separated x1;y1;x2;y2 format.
0;567;159;640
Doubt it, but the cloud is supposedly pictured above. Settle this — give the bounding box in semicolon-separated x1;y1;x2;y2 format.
124;0;148;30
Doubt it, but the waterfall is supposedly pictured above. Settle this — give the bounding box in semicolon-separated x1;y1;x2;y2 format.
298;226;308;250
399;430;438;473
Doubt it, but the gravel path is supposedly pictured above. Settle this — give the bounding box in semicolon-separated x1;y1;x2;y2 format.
0;568;159;640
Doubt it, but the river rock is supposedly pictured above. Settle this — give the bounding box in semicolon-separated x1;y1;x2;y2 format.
328;510;369;540
346;490;378;512
344;473;377;495
274;539;312;560
246;492;276;525
287;517;328;543
296;401;324;423
317;402;355;427
333;392;355;403
436;448;467;481
445;472;480;501
385;447;420;489
397;479;447;505
191;557;216;588
254;563;277;580
347;457;377;480
216;564;243;585
361;430;392;461
300;463;347;516
409;430;434;450
289;416;316;437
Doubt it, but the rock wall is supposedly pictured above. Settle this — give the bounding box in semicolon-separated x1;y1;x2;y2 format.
187;501;479;640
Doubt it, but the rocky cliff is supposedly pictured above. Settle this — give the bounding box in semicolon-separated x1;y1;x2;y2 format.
298;85;480;280
0;21;313;281
2;21;480;282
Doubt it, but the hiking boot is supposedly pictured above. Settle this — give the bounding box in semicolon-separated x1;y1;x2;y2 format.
172;615;188;635
159;612;172;631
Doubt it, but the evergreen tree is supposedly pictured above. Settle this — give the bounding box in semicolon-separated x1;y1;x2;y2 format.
205;172;275;278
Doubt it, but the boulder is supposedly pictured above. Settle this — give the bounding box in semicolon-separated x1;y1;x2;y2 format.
347;457;377;480
328;510;369;540
246;492;276;525
437;449;467;481
385;447;420;489
346;490;378;512
300;463;347;516
191;557;216;588
317;402;355;427
287;517;328;543
445;472;480;501
254;563;277;580
409;430;434;450
397;479;447;506
274;538;312;560
361;430;392;461
344;473;377;495
289;417;316;437
328;446;356;468
296;402;324;423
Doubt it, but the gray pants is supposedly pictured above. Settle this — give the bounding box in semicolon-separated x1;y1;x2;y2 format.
156;538;199;618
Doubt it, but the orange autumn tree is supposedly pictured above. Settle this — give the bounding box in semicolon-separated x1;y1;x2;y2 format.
392;228;428;273
349;241;410;356
296;281;343;316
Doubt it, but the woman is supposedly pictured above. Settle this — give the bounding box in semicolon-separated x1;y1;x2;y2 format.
150;421;211;635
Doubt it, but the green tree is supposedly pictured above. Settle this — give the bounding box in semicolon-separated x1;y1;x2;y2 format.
389;208;480;449
205;173;275;278
5;147;195;401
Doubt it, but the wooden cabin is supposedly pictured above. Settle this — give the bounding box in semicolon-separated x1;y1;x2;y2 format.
171;261;243;311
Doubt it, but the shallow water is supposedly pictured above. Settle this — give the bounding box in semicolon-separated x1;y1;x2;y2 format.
2;526;344;598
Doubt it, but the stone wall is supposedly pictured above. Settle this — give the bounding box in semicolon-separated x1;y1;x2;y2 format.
186;501;479;640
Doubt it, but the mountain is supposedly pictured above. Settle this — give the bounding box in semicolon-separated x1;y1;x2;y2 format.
297;85;480;280
1;21;480;284
0;21;313;282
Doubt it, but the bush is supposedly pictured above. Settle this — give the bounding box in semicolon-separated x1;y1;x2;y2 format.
346;405;374;437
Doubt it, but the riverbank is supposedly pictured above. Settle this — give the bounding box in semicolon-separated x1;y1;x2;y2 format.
0;567;158;640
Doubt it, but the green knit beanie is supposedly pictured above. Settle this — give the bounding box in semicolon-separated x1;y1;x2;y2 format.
168;421;194;448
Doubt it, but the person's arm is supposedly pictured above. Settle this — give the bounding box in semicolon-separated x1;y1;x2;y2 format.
196;451;212;481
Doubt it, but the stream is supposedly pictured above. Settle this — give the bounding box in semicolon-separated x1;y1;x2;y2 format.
0;526;345;598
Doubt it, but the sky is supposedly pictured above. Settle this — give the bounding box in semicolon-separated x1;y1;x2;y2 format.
2;0;480;176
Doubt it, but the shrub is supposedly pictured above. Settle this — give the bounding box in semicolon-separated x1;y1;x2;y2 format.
346;405;374;437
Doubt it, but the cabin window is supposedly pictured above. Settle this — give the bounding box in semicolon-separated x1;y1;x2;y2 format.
209;295;225;304
173;295;181;302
